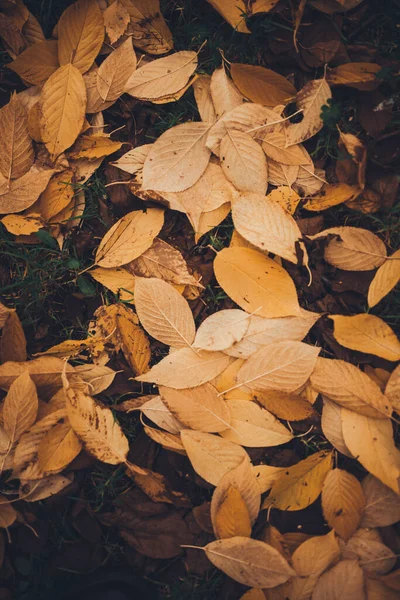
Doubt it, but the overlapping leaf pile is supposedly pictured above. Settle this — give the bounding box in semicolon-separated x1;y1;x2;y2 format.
0;0;399;597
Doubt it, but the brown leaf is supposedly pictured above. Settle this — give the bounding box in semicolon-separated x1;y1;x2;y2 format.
321;468;365;541
0;93;33;181
0;498;17;529
119;0;173;55
20;473;73;501
97;38;137;102
0;357;74;398
230;64;296;106
286;78;332;146
0;165;54;214
360;474;400;528
3;371;38;444
327;62;381;91
103;0;130;44
8;40;58;86
115;304;151;375
0;310;27;363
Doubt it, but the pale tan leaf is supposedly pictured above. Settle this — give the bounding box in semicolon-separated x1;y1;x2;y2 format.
310;226;387;271
0;499;17;529
226;310;320;359
215;358;253;401
214;247;301;318
39;169;74;221
0;165;54;214
134;277;195;348
67;135;122;160
103;0;130;44
3;371;38;443
112;143;152;178
368;249;400;308
254;389;317;421
119;0;173;55
258;130;308;166
97;38;136;102
327;62;381;91
136;348;230;389
341;408;400;494
231;64;296;106
330;314;400;361
95;208;164;268
268;160;299;188
202;537;295;587
321;398;353;457
252;464;283;494
159;383;231;433
0;93;33;181
0;310;27;363
37;422;82;473
8;40;58;86
249;0;280;14
84;65;114;113
211;457;261;524
63;376;129;465
294;165;326;196
74;364;116;395
314;358;392;418
144;425;185;454
194;309;249;352
58;0;104;74
0;357;73;399
115;306;150;375
221;399;293;447
312;560;365;600
180;430;247;486
90;266;135;303
220;130;268;194
262;451;333;511
385;364;400;412
342;529;396;575
286;78;332;146
360;474;400;528
39;63;87;158
232;192;302;263
195;202;231;243
193;75;216;123
206;0;250;32
210;66;244;120
292;530;340;577
213;486;252;539
20;473;73;502
125;51;196;99
236;341;320;394
142;122;211;193
321;468;365;541
140;396;183;434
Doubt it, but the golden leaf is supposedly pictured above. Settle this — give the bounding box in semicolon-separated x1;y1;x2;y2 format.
230;64;296;106
321;468;365;541
3;371;38;444
97;38;137;102
0;165;54;214
220;130;268;194
206;0;250;33
90;267;135;303
303;183;361;211
0;93;34;181
286;78;332;146
8;40;58;86
39;169;74;221
368;249;400;308
327;62;381;91
213;486;252;538
37;421;82;473
0;310;27;363
115;305;151;375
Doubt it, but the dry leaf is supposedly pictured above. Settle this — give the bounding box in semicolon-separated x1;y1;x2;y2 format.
210;66;244;119
330;314;400;361
292;530;340;577
365;577;399;600
39;63;87;158
206;0;250;32
215;358;253;401
136;348;230;389
266;186;302;214
213;486;252;538
286;78;332;146
0;357;73;398
368;249;400;308
20;473;73;502
385;364;400;412
160;383;231;433
97;38;137;102
262;451;333;511
220;400;293;446
321;398;353;457
259;131;307;167
74;364;116;395
95;208;164;268
181;430;247;486
268;160;299;188
112;144;152;176
360;474;400;528
58;0;104;74
0;94;33;181
327;62;381;90
39;169;74;221
144;425;185;454
0;310;27;363
230;64;296;106
201;537;295;587
321;468;365;541
103;0;130;44
2;214;42;234
0;165;54;214
140;396;183;434
311;357;392;419
67;135;122;160
115;306;150;375
304;183;361;211
194;309;249;351
120;0;173;55
220;130;268;194
134;277;195;348
342;529;396;575
193;75;216;123
8;40;58;86
341;408;400;494
255;389;316;421
3;371;38;443
214;247;301;318
90;267;135;303
142;122;211;193
312;560;365;600
0;499;17;529
37;422;82;473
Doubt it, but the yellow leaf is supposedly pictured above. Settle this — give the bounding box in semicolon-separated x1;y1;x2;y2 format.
58;0;104;74
368;249;400;308
115;305;151;375
210;66;244;119
239;590;265;600
37;421;82;473
220;130;268;194
214;247;301;318
286;78;332;146
215;358;253;401
39;169;74;221
95;208;164;268
321;469;365;541
3;371;38;443
321;398;352;457
304;183;361;211
327;62;381;91
267;186;301;214
263;451;333;511
249;0;280;13
231;64;296;106
97;38;137;102
39;63;87;158
8;40;58;86
214;486;252;538
330;314;400;361
103;0;130;44
255;389;316;421
195;202;231;243
193;75;216;123
0;93;34;180
119;0;173;55
0;165;54;214
90;266;135;303
0;310;27;363
206;0;250;33
68;135;122;160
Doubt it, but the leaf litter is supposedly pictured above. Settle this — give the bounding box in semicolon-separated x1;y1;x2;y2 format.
0;0;399;597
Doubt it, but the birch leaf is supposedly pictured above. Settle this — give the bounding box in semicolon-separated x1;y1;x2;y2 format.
0;93;33;181
311;358;391;419
74;364;116;395
312;560;365;600
341;408;400;494
321;398;353;458
321;468;365;541
193;75;216;123
142;122;211;193
136;349;230;389
368;249;400;307
341;529;396;575
119;0;173;55
327;62;381;90
0;500;17;529
58;0;104;74
180;430;247;486
262;451;333;511
202;537;295;587
213;486;252;538
360;474;400;528
37;422;82;473
236;340;320;393
67;135;122;160
0;357;74;399
286;77;332;146
8;40;58;86
303;183;361;211
3;371;38;443
214;247;301;318
194;309;249;351
95;208;164;268
103;0;130;44
259;130;308;166
220;130;268;194
144;425;185;454
232;192;302;263
254;389;317;421
330;314;400;361
159;383;231;433
134;277;195;348
230;63;296;106
97;38;137;102
20;473;73;502
39;63;86;158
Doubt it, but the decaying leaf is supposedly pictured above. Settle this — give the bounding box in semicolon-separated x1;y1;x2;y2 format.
103;0;130;44
3;371;38;444
119;0;173;55
286;77;332;146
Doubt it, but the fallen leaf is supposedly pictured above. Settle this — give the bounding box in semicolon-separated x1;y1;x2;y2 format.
0;93;33;181
95;208;164;267
3;371;38;443
210;66;244;119
342;529;396;575
321;398;353;457
248;0;280;14
134;277;195;348
220;130;268;194
304;183;361;211
206;0;250;32
0;310;27;363
286;78;332;146
255;389;317;421
312;560;365;600
194;309;249;351
144;425;185;454
112;144;152;177
267;160;299;188
214;247;301;318
0;357;73;398
90;267;135;303
8;39;58;85
74;364;116;395
68;135;122;160
120;0;173;55
292;530;340;577
385;364;400;412
103;0;130;44
39;169;75;220
321;468;365;541
215;358;253;401
262;451;333;511
97;38;137;102
115;305;150;375
58;0;104;74
213;485;252;538
365;577;399;600
327;62;381;91
140;396;183;434
368;249;400;307
0;499;17;529
20;473;73;501
0;165;54;214
266;186;301;214
259;130;307;167
193;75;217;123
239;589;265;600
37;421;82;473
360;474;400;528
230;64;296;106
330;314;400;361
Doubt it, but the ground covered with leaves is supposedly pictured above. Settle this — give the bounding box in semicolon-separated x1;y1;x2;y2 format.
0;0;400;598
